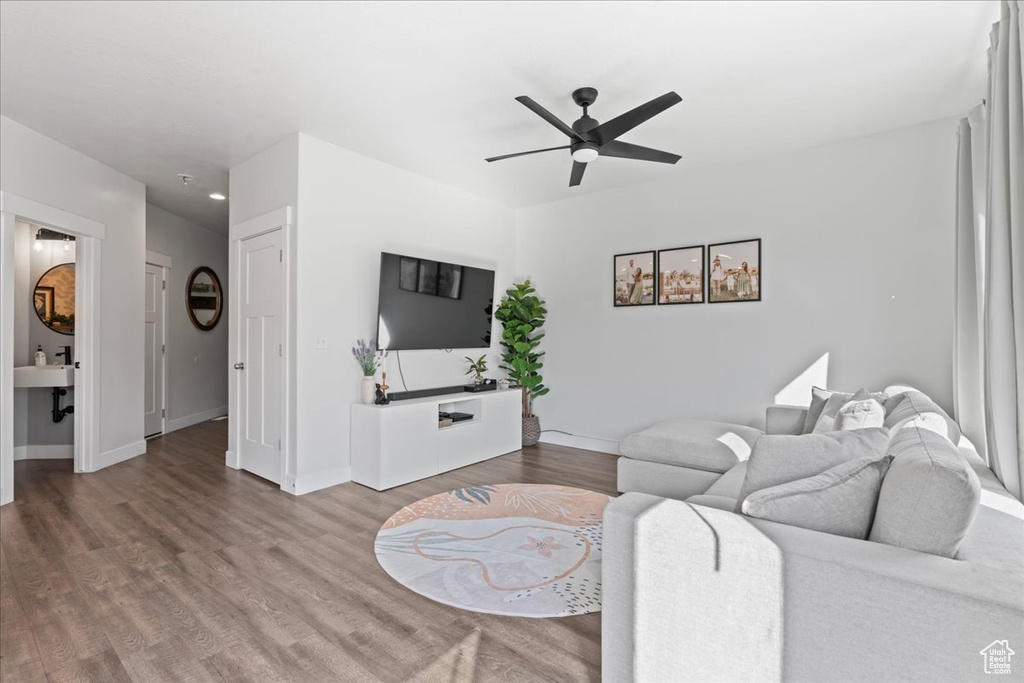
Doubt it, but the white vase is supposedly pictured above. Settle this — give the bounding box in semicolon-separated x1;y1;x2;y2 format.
361;376;376;404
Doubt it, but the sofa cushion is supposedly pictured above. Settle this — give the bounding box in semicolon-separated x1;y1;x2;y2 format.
883;391;960;444
735;429;891;512
684;494;737;511
803;387;887;434
705;461;748;499
619;419;763;473
741;456;891;539
869;426;981;558
813;389;883;433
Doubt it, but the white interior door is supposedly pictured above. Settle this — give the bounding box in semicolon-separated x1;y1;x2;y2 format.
237;230;283;483
144;262;166;437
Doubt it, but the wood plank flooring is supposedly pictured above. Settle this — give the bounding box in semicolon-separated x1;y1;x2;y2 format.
0;421;618;682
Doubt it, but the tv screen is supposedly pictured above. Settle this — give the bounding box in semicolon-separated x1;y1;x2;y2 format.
377;252;496;351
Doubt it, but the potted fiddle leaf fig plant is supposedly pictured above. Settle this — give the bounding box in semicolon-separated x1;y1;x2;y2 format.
494;280;548;446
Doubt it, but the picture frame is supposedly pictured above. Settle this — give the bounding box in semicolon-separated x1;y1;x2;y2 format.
613;250;656;307
657;245;705;305
34;286;55;321
399;256;419;292
707;238;761;304
417;259;439;295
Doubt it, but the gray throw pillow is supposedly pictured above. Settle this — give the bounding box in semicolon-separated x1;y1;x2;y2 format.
734;428;891;512
803;387;886;434
813;389;871;433
742;456;892;539
802;387;846;434
869;426;981;558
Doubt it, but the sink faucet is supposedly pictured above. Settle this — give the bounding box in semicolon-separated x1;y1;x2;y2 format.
56;346;71;365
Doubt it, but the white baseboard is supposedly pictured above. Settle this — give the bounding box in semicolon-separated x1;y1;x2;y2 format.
225;449;239;469
166;405;228;434
13;444;73;460
538;431;620;455
94;440;147;470
290;465;351;496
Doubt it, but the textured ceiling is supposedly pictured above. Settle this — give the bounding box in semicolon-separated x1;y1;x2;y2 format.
0;1;1000;234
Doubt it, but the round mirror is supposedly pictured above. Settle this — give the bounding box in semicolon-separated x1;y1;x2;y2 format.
186;266;223;331
34;263;75;335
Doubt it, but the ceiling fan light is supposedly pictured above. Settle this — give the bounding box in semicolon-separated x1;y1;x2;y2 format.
571;146;599;163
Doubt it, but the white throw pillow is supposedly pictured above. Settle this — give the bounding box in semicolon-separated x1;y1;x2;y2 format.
833;398;885;431
803;386;886;434
812;389;874;433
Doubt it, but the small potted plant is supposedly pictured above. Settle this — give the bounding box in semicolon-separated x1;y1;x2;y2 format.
464;354;488;385
352;338;380;404
494;280;549;446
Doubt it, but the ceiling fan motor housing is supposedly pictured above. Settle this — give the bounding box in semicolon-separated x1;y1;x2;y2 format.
571;113;599;159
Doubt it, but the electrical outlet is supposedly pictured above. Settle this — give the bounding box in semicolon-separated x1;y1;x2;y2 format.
314;336;329;349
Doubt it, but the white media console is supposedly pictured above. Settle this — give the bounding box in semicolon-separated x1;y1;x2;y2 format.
350;388;522;490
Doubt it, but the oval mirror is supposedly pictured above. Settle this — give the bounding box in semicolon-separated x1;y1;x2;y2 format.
34;263;75;335
186;266;223;331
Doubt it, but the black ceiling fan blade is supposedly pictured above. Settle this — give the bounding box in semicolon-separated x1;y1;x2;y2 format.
589;92;682;145
485;145;571;163
599;140;681;164
516;96;585;141
569;161;587;187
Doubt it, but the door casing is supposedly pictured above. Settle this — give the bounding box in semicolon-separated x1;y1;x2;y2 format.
144;252;170;438
0;192;105;505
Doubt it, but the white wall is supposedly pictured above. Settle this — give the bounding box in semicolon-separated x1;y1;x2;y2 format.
229;133;516;494
293;134;516;493
227;134;300;477
1;116;147;464
146;204;229;432
515;117;958;448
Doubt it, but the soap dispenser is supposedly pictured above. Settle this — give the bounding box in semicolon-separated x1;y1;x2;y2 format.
35;345;46;367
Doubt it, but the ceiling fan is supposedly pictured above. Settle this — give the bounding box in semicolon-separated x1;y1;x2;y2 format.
486;87;682;187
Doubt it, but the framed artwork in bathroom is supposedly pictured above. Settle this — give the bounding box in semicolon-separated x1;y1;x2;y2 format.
34;287;54;320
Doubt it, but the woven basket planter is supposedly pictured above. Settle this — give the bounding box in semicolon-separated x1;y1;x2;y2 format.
522;415;541;447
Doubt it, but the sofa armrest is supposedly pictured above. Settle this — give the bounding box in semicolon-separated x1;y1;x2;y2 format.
765;404;807;435
602;493;1024;683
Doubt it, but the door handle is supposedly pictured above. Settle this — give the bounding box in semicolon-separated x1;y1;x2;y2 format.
234;362;245;370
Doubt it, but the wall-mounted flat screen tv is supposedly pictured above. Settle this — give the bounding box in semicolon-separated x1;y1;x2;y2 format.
377;252;495;350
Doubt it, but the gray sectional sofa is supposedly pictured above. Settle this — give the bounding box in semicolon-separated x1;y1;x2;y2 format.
603;390;1024;682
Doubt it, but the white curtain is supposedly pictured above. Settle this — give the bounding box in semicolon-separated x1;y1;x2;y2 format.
956;0;1024;501
955;109;988;461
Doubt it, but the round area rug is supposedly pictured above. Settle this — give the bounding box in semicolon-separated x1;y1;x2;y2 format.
375;484;611;618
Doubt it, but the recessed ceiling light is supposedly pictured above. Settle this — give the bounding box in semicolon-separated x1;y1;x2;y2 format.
209;193;226;201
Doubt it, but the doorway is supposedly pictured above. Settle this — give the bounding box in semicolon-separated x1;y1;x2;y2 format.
0;192;104;505
227;206;293;491
144;253;170;438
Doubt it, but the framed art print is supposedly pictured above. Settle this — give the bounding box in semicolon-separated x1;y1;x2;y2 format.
614;251;656;307
658;245;704;304
708;238;761;303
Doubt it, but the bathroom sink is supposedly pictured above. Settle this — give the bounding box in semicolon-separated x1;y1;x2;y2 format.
13;365;75;388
